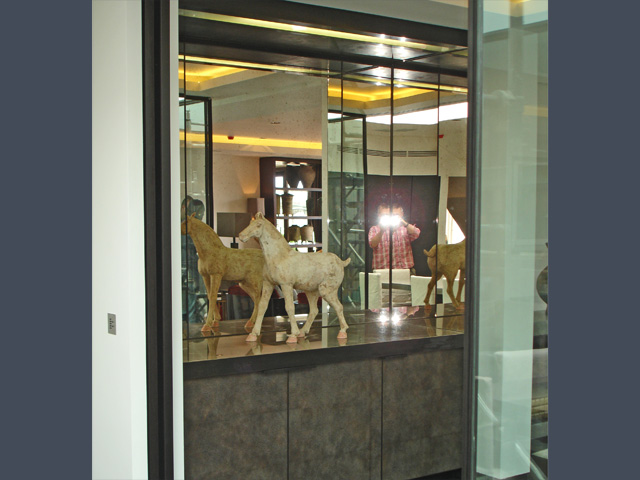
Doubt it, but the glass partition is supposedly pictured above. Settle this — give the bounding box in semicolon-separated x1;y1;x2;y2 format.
472;1;549;478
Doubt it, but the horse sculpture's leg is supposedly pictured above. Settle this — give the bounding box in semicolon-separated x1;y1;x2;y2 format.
298;291;319;337
280;284;300;343
201;274;223;332
445;275;459;309
240;279;261;330
423;273;442;311
320;287;349;339
455;268;465;309
246;283;274;342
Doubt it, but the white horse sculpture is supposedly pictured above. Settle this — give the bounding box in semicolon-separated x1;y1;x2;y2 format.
238;212;351;343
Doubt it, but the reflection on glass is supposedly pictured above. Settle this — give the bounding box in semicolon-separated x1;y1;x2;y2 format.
473;1;548;478
179;43;469;354
324;62;469;312
180;59;213;346
327;102;367;312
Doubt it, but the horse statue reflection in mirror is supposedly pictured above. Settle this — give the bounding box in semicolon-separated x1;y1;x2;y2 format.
181;213;264;332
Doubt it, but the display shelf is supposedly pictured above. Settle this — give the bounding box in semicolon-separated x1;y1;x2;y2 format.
260;157;322;225
184;307;464;368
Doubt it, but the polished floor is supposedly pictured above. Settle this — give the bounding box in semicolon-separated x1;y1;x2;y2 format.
183;304;464;362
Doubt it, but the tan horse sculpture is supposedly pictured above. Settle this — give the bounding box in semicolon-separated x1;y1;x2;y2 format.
238;212;351;343
181;214;265;332
423;239;466;310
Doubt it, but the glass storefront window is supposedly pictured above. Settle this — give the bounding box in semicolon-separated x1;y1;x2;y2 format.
176;5;470;478
178;41;468;362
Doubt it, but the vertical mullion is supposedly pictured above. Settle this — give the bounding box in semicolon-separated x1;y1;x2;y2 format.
142;0;174;478
205;96;214;228
463;0;483;478
339;63;345;302
388;67;394;308
363;114;369;310
435;74;441;308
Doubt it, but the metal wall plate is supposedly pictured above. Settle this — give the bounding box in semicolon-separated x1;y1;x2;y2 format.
108;313;116;335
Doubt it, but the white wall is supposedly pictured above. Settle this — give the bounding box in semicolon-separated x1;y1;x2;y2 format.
92;1;147;479
212;154;262;248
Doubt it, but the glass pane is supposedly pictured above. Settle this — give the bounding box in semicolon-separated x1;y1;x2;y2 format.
389;70;443;310
327;70;394;311
326;77;368;312
180;57;213;346
179;46;466;354
327;113;366;311
474;1;548;478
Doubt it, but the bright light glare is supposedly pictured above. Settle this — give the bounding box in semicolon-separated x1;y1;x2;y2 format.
367;102;468;126
391;313;401;324
379;215;401;227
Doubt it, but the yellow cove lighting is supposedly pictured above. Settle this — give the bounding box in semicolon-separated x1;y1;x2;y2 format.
327;85;432;102
182;56;466;94
179;65;244;80
180;131;321;150
179;9;452;53
182;55;336;77
345;74;467;94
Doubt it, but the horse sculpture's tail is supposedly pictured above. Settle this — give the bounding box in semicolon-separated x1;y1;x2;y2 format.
342;258;351;266
424;245;438;257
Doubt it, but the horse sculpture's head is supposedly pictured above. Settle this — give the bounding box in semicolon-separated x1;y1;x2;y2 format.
181;213;197;235
238;212;267;243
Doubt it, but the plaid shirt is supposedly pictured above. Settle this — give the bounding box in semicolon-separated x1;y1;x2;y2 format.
368;224;421;269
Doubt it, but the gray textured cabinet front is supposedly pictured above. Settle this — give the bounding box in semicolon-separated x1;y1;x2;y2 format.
184;348;462;480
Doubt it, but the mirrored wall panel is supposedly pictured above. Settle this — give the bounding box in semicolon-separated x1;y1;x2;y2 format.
178;8;469;363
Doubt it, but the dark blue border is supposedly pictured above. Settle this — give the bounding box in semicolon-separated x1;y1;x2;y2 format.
1;0;91;477
551;2;639;478
2;2;632;478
